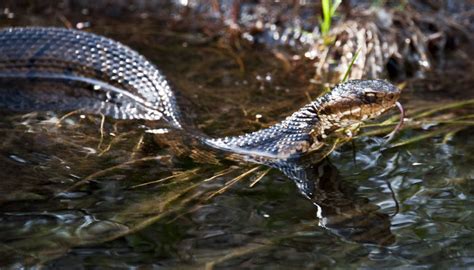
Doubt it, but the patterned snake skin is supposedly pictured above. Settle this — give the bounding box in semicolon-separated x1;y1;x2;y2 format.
0;27;401;159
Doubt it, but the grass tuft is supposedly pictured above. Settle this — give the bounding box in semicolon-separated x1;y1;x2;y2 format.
320;0;342;37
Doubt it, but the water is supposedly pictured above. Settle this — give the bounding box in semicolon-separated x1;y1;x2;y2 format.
0;2;473;269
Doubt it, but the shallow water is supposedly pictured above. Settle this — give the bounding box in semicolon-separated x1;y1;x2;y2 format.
1;2;473;269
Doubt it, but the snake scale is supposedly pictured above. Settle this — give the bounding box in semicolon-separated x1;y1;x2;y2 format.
0;27;401;159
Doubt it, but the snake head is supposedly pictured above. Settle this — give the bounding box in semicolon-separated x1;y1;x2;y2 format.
317;80;401;133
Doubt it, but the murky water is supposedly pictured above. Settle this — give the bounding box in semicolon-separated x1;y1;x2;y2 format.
1;2;473;269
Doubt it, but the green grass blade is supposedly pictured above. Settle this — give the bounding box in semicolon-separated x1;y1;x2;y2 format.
342;48;360;82
330;0;342;15
389;126;465;148
320;0;342;36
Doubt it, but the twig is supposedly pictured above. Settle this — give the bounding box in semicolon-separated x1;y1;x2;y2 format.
206;166;261;199
249;168;271;187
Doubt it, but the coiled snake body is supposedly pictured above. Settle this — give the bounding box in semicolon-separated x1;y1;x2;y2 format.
0;27;401;159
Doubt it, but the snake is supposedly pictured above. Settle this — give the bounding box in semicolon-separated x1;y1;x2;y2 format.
0;27;401;160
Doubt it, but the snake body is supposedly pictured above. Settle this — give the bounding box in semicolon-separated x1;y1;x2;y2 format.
0;27;400;159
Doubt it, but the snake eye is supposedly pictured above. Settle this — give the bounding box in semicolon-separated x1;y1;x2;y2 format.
364;92;377;103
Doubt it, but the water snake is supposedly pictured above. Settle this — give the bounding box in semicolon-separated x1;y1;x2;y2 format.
0;27;401;160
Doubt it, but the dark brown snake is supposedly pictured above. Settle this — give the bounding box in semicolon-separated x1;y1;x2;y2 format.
0;27;401;160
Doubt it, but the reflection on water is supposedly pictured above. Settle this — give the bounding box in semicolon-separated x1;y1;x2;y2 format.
276;159;395;246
